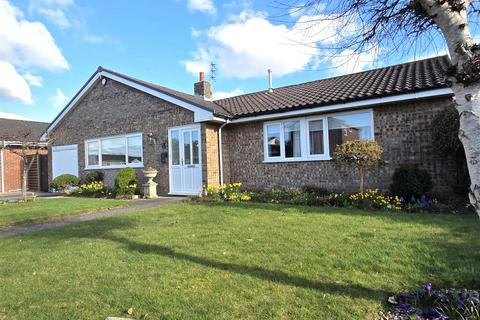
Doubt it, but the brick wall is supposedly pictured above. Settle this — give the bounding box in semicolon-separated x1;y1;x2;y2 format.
2;148;22;192
49;79;196;194
0;147;47;192
222;97;458;195
201;123;221;186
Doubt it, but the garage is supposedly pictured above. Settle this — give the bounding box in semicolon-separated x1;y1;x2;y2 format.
52;145;78;178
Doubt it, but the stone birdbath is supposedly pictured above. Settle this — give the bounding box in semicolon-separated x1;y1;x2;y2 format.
142;167;158;199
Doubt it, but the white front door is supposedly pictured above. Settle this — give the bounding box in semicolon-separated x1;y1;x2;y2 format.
169;125;202;195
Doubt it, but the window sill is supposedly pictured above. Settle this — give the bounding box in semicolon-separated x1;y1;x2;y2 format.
263;157;331;163
85;163;144;170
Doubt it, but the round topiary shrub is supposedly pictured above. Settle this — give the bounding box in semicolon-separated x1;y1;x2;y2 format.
333;140;383;193
85;171;104;183
114;167;138;195
50;174;80;192
390;165;433;198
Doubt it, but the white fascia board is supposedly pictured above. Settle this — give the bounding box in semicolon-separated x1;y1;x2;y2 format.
45;70;217;136
230;88;453;124
45;72;101;137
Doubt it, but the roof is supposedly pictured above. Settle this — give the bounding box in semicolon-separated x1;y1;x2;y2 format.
45;55;452;135
214;55;451;117
99;68;231;117
0;118;49;142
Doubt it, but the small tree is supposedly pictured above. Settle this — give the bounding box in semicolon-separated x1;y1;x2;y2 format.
333;140;383;193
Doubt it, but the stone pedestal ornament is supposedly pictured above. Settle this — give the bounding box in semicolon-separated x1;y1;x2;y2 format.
142;168;158;199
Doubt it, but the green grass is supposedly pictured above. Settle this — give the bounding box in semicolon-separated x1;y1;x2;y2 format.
0;198;128;229
0;202;478;319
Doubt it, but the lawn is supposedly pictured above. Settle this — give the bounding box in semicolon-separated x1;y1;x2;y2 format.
0;198;128;229
0;202;478;319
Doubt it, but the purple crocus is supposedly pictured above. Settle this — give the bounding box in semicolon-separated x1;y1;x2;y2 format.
425;282;433;294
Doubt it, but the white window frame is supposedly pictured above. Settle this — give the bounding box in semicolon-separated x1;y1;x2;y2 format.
85;132;144;170
263;109;374;163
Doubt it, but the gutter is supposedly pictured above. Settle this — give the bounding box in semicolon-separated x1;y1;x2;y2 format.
218;119;230;186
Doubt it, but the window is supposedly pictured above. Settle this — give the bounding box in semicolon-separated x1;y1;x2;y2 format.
192;130;200;164
127;135;142;164
284;120;301;158
328;111;373;155
183;131;191;165
85;133;143;169
266;124;281;157
263;110;373;162
308;119;324;156
101;137;126;166
171;130;180;165
86;141;99;166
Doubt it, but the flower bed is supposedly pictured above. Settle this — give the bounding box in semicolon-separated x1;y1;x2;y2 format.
202;183;251;202
380;283;480;320
193;184;472;214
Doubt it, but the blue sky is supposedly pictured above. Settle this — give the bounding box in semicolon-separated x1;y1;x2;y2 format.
0;0;450;123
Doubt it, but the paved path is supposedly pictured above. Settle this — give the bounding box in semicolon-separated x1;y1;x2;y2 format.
0;191;61;201
0;197;184;238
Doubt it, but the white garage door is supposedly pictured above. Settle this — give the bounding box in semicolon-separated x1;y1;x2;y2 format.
52;144;79;178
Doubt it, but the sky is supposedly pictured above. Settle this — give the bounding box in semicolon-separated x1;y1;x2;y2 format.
0;0;452;123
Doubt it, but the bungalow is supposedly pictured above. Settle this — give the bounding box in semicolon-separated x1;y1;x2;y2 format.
43;55;458;196
0;118;49;193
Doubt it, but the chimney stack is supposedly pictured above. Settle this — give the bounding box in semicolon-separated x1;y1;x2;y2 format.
194;71;212;100
268;69;273;93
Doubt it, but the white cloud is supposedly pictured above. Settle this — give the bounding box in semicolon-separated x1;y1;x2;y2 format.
0;0;68;105
190;26;202;38
183;10;359;79
49;88;68;108
187;0;216;15
212;88;244;100
0;0;69;71
23;72;43;87
0;111;32;120
35;7;71;29
184;48;212;75
330;48;378;74
0;61;33;104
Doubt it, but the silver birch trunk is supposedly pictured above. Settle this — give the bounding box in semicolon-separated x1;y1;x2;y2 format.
419;0;480;216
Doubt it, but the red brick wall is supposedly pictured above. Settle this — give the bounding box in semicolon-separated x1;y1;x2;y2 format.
1;147;48;192
2;148;22;192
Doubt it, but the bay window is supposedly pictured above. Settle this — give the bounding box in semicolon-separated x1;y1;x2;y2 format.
263;110;373;162
85;133;143;169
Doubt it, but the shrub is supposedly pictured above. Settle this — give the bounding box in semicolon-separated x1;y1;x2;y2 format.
432;104;470;197
333;140;383;193
390;165;433;199
71;181;112;198
85;171;104;183
114;168;138;195
432;104;463;155
50;174;80;192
